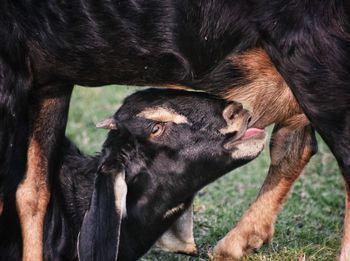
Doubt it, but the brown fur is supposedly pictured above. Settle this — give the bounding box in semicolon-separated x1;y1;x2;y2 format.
16;90;72;261
16;138;50;261
213;122;316;260
136;48;311;260
224;48;302;129
15;48;310;260
209;49;316;260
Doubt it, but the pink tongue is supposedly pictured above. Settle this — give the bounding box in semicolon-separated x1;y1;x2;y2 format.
241;128;264;140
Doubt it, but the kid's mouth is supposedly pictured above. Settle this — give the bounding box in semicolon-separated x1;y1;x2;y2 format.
223;127;266;151
240;128;265;140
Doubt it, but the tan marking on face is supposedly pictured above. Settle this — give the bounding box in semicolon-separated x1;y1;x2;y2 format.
220;102;251;135
222;48;303;128
137;107;189;124
219;116;246;135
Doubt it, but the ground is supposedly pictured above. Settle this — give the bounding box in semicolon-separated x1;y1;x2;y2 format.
67;85;343;261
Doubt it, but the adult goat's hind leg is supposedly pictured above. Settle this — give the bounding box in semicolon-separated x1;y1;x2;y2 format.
213;117;317;260
336;138;350;261
16;85;73;261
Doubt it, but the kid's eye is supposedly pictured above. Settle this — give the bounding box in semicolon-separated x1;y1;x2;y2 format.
150;123;165;138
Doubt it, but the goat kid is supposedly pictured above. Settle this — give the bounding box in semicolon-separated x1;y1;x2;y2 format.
0;89;266;260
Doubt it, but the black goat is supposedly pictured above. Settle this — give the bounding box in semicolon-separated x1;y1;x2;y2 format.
0;89;266;260
1;1;349;260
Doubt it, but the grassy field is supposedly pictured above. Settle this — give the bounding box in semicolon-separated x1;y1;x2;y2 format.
67;85;343;261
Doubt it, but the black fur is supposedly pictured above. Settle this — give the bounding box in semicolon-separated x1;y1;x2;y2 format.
0;89;265;260
0;0;349;258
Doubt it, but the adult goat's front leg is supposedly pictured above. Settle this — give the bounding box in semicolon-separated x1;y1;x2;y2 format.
213;116;317;260
16;86;73;261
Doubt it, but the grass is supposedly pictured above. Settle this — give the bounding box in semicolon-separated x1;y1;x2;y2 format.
67;85;343;261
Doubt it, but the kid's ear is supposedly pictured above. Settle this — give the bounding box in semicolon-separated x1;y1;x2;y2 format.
96;116;118;130
78;168;127;261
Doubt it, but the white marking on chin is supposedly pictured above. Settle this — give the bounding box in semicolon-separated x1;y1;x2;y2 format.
231;137;267;160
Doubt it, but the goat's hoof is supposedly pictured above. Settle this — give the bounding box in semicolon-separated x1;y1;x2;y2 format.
212;226;273;260
175;243;198;256
154;241;198;256
338;250;350;261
